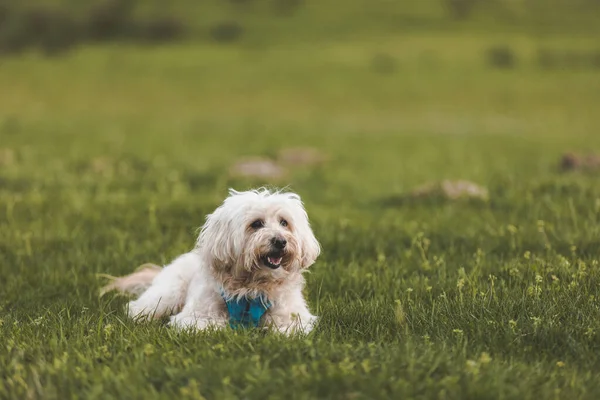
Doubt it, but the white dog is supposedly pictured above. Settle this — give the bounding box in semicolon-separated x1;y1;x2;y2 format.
100;188;321;335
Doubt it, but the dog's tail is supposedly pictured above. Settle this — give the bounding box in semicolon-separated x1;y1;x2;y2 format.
98;263;162;298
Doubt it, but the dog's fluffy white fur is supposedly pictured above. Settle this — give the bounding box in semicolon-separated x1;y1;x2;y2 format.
101;188;321;335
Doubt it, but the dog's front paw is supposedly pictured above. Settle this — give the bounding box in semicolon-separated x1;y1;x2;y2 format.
169;314;226;331
301;314;318;334
274;314;318;336
126;300;154;322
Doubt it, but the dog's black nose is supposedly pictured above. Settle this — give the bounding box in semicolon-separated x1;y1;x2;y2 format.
271;237;287;250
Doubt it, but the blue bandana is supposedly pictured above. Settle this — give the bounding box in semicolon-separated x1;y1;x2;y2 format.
221;291;271;329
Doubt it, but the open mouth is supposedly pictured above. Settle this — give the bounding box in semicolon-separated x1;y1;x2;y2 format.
262;252;284;269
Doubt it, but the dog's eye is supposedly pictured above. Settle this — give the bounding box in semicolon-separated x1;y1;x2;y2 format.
280;219;288;227
250;220;264;229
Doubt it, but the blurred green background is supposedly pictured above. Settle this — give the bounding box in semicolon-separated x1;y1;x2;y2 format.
1;0;599;134
2;0;600;206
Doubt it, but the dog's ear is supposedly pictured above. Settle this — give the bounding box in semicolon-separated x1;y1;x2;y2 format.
300;227;321;269
287;193;321;269
196;205;238;269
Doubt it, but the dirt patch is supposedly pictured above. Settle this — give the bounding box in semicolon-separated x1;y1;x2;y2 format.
411;180;489;201
0;148;15;166
90;156;113;174
559;152;600;172
229;157;286;180
277;147;327;167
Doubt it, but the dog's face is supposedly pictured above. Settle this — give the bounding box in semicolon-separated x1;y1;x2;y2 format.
197;188;320;278
245;209;297;271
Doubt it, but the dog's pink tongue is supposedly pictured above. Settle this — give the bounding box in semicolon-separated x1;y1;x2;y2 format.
268;257;282;265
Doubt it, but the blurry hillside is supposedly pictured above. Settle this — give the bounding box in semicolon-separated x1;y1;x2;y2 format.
1;0;599;144
1;0;600;56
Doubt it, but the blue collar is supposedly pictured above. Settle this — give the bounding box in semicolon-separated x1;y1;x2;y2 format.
221;290;271;329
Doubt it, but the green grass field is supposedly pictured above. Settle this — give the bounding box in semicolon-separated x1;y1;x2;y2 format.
2;1;600;398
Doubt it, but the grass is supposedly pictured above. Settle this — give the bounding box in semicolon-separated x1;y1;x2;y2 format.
2;4;600;398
